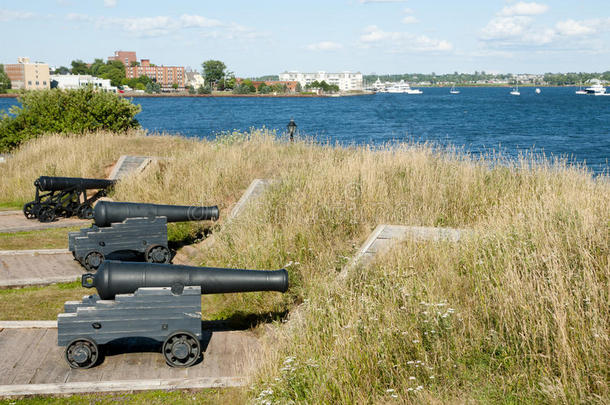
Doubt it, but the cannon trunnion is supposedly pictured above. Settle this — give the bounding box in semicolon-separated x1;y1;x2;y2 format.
23;176;117;223
69;202;219;270
57;261;289;369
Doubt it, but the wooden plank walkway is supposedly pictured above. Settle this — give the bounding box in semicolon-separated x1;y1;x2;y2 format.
0;249;82;288
339;224;470;278
0;211;88;234
0;325;260;396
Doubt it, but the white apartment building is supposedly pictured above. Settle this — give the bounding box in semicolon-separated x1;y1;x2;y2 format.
50;74;117;92
279;71;363;91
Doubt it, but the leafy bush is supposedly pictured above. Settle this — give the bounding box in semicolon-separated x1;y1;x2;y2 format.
0;87;141;151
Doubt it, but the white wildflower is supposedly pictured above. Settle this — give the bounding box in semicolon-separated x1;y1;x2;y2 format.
409;376;416;380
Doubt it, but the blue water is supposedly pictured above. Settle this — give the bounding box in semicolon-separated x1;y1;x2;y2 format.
1;87;608;174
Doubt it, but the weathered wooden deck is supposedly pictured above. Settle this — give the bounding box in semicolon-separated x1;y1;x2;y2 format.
0;323;260;396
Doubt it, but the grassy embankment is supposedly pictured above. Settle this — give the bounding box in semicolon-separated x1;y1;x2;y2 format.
0;130;607;403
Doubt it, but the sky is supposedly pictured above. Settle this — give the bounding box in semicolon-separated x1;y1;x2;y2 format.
1;0;609;76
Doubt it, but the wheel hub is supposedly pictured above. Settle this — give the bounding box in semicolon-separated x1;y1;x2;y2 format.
172;341;190;359
72;345;91;364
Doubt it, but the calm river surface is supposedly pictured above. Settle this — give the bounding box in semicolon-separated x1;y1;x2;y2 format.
1;86;608;173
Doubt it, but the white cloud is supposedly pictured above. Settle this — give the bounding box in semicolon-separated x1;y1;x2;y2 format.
403;7;414;13
0;9;34;22
306;41;343;51
401;15;418;24
103;0;117;8
360;25;452;52
500;2;549;16
180;14;222;28
555;19;595;36
67;13;260;40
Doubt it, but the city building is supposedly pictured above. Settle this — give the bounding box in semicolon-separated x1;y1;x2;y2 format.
109;51;186;90
108;51;137;67
50;74;117;92
4;57;50;90
185;71;205;88
279;71;363;92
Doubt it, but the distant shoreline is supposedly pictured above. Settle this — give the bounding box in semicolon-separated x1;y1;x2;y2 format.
0;85;594;99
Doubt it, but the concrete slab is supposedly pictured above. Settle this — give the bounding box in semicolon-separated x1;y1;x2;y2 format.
0;249;82;288
0;326;260;396
0;211;88;234
339;224;471;278
108;155;154;180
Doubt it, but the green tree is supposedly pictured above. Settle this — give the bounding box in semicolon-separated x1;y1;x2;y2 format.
295;82;302;93
97;60;125;87
70;60;90;75
89;59;106;77
202;60;226;89
197;85;211;94
145;82;161;94
53;66;70;75
0;65;11;93
0;87;140;151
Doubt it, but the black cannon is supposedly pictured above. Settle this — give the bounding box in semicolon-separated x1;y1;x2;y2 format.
57;261;289;368
69;201;219;270
23;176;116;222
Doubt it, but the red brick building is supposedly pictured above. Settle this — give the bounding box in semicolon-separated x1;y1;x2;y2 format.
108;51;137;66
108;51;185;89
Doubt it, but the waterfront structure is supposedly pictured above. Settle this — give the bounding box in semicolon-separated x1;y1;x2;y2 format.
108;51;186;90
4;57;50;90
50;74;117;92
185;71;205;88
279;71;363;92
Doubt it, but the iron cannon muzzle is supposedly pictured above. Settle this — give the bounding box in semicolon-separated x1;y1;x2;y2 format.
93;201;220;227
35;176;116;192
82;261;289;300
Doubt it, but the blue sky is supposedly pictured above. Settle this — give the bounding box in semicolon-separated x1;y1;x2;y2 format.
1;0;609;76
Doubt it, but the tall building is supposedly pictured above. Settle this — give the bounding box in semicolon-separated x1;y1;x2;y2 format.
108;51;137;67
126;59;185;89
279;71;363;92
109;51;186;89
4;57;50;90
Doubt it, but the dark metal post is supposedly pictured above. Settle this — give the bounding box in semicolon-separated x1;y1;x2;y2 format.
287;119;297;142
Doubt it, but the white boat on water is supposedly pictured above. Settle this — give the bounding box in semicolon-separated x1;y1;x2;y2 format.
510;84;520;96
584;80;607;95
575;82;587;95
450;84;460;94
386;80;423;94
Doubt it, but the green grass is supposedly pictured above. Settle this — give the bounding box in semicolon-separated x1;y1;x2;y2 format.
0;388;244;404
0;130;606;403
0;226;80;250
0;281;84;320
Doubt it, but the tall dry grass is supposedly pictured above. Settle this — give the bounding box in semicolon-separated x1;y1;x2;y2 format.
0;131;607;403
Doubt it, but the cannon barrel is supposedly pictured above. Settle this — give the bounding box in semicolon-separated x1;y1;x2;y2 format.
93;201;219;227
35;176;116;192
82;261;289;300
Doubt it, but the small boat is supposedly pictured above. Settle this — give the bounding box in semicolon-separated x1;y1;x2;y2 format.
535;88;541;94
575;82;587;95
510;84;520;96
450;84;460;94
